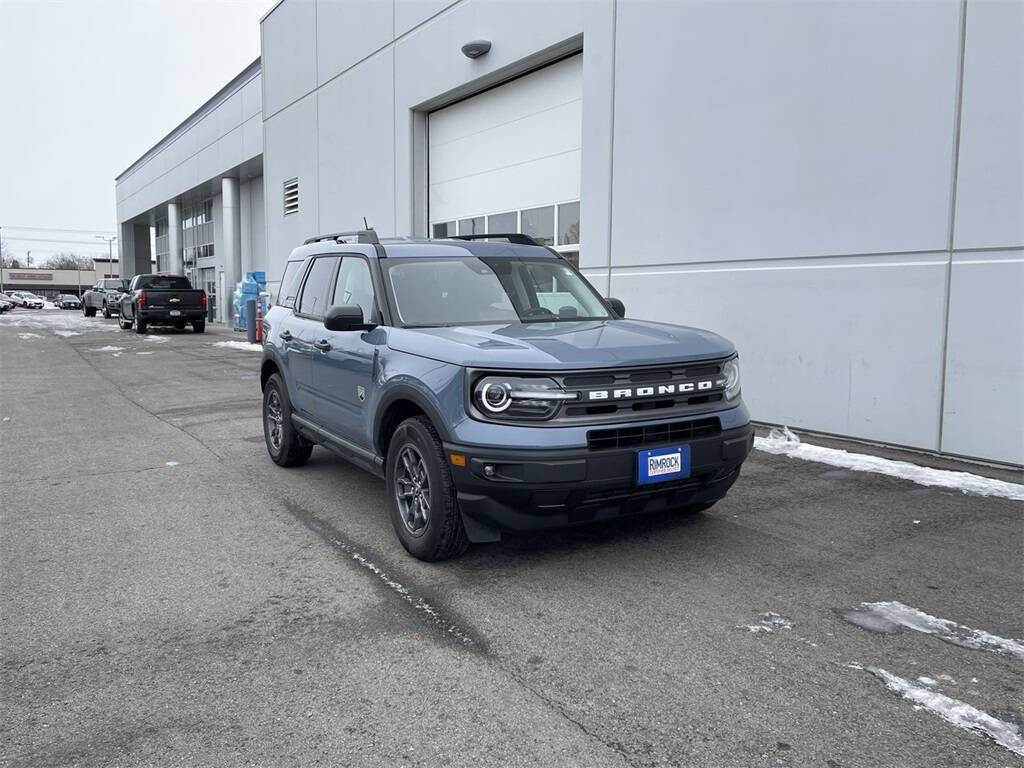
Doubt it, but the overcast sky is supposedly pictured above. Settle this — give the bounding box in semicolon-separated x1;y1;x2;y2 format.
0;0;270;260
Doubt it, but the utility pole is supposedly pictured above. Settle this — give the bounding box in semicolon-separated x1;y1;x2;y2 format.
0;224;5;292
95;235;117;279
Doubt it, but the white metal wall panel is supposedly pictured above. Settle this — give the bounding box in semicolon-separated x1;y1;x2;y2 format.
940;252;1024;464
610;0;960;265
952;0;1024;250
428;55;582;225
601;254;949;450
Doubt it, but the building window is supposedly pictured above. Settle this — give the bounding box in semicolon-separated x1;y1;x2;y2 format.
557;202;580;246
521;206;554;246
486;212;517;233
284;178;299;216
458;217;484;236
432;221;455;238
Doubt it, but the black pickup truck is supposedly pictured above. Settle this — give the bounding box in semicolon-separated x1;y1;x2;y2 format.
117;274;208;334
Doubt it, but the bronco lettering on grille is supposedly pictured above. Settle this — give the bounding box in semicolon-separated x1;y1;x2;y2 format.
587;380;715;401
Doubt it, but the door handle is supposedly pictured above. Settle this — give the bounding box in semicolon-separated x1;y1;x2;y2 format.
279;329;292;341
314;339;332;352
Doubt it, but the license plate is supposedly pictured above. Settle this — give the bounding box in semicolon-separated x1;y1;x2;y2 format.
637;444;691;485
169;309;181;316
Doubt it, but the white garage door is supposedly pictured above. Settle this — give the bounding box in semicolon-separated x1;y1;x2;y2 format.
428;54;582;262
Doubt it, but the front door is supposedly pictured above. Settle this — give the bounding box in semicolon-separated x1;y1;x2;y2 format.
310;255;379;447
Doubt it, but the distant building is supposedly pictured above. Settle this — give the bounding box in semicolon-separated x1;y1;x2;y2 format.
113;0;1022;466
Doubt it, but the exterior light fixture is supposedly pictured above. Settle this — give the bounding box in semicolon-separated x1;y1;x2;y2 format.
461;40;491;59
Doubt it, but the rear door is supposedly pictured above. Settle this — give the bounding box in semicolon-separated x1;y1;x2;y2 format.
288;255;340;415
310;255;380;445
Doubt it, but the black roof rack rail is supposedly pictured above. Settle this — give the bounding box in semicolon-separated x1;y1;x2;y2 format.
449;233;542;246
304;229;379;245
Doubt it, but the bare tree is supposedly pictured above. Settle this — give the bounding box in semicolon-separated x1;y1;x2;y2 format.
41;252;93;270
0;237;11;268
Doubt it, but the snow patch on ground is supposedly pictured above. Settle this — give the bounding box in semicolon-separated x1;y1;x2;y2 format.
136;351;155;355
52;330;81;337
165;461;179;467
0;310;119;334
90;346;125;353
214;340;263;352
756;426;1024;502
144;335;169;343
842;601;1024;661
738;611;793;633
17;332;42;340
917;676;938;686
852;664;1024;757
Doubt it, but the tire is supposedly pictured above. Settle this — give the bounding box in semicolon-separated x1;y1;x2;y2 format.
118;311;132;331
262;374;312;467
102;303;111;319
135;316;147;334
192;320;206;333
386;416;468;561
173;320;186;330
85;305;96;317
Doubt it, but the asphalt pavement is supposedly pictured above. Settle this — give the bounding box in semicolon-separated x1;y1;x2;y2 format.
1;310;1021;767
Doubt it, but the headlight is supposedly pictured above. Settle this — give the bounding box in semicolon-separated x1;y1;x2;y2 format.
718;357;741;400
472;375;578;420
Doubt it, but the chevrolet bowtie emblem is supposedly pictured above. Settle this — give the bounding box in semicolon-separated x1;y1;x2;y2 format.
169;297;181;303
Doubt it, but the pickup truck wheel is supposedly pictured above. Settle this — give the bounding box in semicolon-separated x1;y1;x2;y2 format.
102;303;111;319
192;320;206;333
84;306;96;317
387;416;468;561
263;374;312;467
135;317;147;334
118;312;132;331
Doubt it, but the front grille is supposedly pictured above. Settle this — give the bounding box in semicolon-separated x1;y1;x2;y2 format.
587;417;721;451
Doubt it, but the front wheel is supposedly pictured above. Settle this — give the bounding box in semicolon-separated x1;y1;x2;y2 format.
84;305;96;317
102;303;111;319
263;374;312;467
386;416;468;561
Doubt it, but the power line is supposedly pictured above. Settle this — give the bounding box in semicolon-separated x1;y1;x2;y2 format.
3;236;119;245
2;226;117;235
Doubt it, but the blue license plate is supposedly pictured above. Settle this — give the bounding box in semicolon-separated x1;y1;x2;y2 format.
637;444;691;485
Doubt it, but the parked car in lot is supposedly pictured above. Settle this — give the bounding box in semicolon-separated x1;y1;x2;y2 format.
8;291;45;309
260;231;752;561
0;293;14;312
118;274;207;334
82;278;129;318
54;293;82;310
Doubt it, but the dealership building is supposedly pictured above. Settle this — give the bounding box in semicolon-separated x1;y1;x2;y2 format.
114;0;1022;466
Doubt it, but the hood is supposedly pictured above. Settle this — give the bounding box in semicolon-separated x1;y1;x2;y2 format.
386;319;735;370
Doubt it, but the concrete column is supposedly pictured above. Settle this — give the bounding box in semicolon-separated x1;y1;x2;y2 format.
132;224;152;276
168;201;183;275
222;177;242;325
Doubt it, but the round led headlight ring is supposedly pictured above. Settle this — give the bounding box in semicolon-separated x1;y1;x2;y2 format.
480;382;512;412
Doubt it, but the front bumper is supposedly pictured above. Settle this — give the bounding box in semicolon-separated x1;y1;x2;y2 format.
444;422;753;540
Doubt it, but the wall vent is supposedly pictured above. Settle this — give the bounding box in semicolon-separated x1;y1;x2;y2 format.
283;178;299;216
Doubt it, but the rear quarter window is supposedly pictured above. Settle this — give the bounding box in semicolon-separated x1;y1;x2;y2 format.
277;260;305;309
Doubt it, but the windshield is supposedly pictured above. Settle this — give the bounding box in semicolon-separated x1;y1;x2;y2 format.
383;256;611;327
103;280;127;290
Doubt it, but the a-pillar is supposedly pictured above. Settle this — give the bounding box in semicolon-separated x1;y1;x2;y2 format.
222;177;242;325
168;201;183;274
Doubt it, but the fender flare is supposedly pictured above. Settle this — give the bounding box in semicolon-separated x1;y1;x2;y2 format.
373;383;452;453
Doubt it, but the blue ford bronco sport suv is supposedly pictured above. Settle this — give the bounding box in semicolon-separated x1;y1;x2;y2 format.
260;230;752;560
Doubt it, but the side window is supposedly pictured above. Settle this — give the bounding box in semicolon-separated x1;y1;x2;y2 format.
277;260;304;309
332;257;376;321
297;256;339;318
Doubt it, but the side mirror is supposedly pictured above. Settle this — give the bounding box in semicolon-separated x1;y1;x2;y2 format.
324;304;376;332
606;297;626;318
